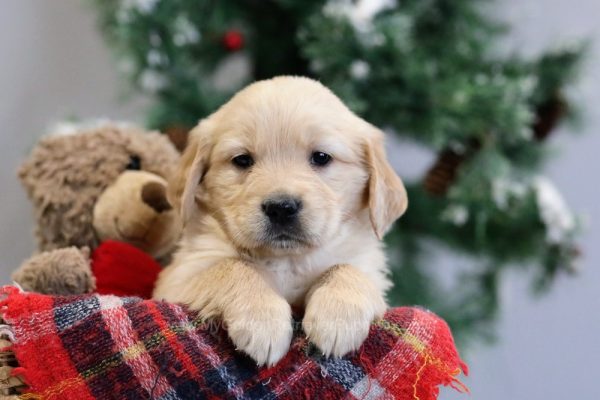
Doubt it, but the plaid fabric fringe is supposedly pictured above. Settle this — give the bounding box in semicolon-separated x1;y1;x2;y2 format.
0;286;467;400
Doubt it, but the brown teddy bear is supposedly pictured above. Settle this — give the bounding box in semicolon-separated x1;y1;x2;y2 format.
11;122;182;295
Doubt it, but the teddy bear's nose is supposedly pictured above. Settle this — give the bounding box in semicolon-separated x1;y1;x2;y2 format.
141;181;172;213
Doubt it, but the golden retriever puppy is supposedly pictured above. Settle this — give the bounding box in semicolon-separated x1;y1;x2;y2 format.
153;76;407;366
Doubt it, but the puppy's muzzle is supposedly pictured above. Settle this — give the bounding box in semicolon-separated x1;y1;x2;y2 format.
261;195;302;227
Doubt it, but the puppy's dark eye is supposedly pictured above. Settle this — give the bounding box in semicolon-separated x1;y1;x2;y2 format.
310;151;332;167
232;154;254;169
126;155;142;170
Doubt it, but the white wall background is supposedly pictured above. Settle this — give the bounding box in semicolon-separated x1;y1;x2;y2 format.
0;1;598;399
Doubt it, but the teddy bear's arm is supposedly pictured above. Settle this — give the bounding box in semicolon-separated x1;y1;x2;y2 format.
11;247;96;295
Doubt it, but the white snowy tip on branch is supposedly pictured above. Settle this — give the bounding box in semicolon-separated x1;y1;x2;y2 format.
442;204;469;226
324;0;396;32
121;0;160;14
533;176;576;243
139;70;168;92
173;15;201;46
350;60;371;79
47;119;137;137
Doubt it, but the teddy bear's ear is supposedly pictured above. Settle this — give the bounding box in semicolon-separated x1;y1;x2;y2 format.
168;119;213;224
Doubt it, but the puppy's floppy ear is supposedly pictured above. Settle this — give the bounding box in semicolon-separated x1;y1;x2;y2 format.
168;119;213;224
364;128;408;239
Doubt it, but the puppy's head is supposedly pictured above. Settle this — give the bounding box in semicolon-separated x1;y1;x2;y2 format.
170;77;407;254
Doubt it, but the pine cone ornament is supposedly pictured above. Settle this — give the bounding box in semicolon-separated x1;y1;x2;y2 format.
424;140;481;196
533;93;567;141
424;148;467;196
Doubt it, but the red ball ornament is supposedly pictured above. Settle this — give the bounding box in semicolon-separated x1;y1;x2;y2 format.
223;30;244;51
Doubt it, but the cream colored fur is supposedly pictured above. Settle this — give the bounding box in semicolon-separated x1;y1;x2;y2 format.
153;76;407;366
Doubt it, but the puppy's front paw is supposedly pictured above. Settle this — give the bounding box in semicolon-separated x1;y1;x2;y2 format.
224;294;293;366
303;286;385;358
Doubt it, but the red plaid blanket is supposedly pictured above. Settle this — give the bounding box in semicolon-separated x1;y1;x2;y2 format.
0;286;467;400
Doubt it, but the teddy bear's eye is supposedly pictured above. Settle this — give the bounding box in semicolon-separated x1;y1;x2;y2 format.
126;155;142;171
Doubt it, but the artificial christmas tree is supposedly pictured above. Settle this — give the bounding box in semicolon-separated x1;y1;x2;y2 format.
89;0;584;344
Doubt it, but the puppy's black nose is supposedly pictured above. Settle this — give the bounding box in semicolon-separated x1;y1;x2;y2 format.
141;181;172;213
262;196;302;225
